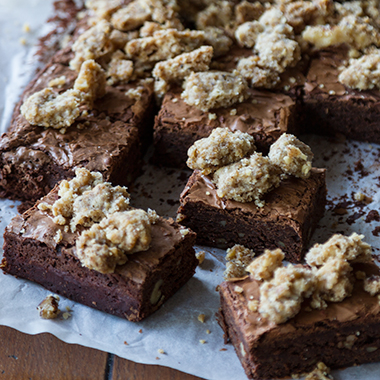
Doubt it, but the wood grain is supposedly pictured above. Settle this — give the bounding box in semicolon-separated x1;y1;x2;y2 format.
0;326;204;380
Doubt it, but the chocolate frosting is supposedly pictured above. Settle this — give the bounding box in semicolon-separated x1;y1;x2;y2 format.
7;188;189;285
180;169;326;226
221;261;380;346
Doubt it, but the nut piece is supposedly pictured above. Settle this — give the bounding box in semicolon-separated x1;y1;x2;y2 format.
363;275;380;296
268;134;313;179
246;249;284;281
305;233;372;267
259;265;315;324
70;20;114;71
224;245;256;279
37;295;60;319
76;209;152;273
213;153;281;206
339;51;380;91
181;71;249;112
187;128;256;175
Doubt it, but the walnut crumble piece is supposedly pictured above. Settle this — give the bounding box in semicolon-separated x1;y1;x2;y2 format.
363;275;380;296
268;133;314;179
37;294;60;319
76;209;152;273
224;245;256;279
186;128;256;175
181;71;249;112
212;153;281;206
246;248;284;281
304;362;332;380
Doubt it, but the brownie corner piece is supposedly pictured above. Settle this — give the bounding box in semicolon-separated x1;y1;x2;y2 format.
218;261;380;379
153;87;298;168
177;168;326;262
2;188;197;321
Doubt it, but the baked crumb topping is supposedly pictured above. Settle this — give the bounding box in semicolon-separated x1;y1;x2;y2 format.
268;133;314;178
181;71;249;112
213;153;281;206
37;294;60;319
21;60;106;130
106;51;134;85
76;209;152;273
248;233;373;323
304;362;332;380
224;244;256;279
187;128;256;175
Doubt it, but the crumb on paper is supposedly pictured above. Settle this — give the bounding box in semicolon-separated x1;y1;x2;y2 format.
181;71;249;112
246;248;284;281
199;339;207;344
268;134;313;179
187;128;256;175
213;152;281;206
224;244;256;279
37;294;60;319
196;250;206;264
353;192;372;204
158;348;165;354
76;209;152;274
198;313;206;323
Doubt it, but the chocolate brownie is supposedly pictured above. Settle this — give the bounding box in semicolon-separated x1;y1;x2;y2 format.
177;168;326;262
303;46;380;143
218;261;380;379
153;88;298;168
0;52;155;203
2;186;197;321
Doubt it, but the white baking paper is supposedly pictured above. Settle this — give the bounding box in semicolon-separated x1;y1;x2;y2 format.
1;1;380;379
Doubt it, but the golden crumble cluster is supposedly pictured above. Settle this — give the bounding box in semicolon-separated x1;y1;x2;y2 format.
304;362;332;380
186;127;256;175
187;130;313;207
38;169;157;274
247;233;373;324
21;60;106;131
224;244;256;279
37;295;60;319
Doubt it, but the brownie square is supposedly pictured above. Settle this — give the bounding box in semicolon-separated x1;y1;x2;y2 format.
303;46;380;142
177;168;326;262
153;87;298;168
2;187;197;321
218;261;380;380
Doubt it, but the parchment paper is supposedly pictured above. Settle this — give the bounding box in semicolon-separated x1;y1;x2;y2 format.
1;1;380;379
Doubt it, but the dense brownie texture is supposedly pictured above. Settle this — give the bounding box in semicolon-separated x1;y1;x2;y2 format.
177;169;326;262
0;20;155;204
2;187;197;321
154;87;298;168
303;46;380;143
218;261;380;380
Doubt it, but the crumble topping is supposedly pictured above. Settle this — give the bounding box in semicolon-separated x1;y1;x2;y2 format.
85;0;124;21
305;233;372;267
338;50;380;91
363;275;380;296
235;21;264;48
202;27;232;57
48;76;66;88
76;209;152;273
213;153;281;206
181;71;249;112
186;128;256;175
268;133;314;179
37;295;60;319
224;244;256;279
21;60;106;130
126;29;205;66
246;248;284;281
152;46;213;98
304;362;332;380
70;20;114;71
106;51;134;85
259;265;315;324
195;1;234;31
235;1;265;25
111;1;151;31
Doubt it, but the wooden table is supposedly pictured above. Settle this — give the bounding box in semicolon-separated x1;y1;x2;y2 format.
0;325;203;379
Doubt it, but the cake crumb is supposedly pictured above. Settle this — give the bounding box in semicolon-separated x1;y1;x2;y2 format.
139;329;143;333
199;339;206;344
364;275;380;296
196;251;206;264
268;134;313;179
198;313;206;323
37;295;60;319
22;23;31;33
234;286;244;293
19;37;27;45
54;229;63;244
181;71;249;112
124;341;128;345
187;128;256;175
224;244;256;279
206;329;211;334
157;348;165;354
62;311;71;320
246;249;284;281
208;113;217;120
213;153;281;206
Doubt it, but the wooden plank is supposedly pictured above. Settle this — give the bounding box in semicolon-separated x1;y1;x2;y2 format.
112;355;203;380
0;325;108;380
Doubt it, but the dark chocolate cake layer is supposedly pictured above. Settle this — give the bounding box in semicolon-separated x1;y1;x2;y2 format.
2;187;197;321
178;168;326;262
